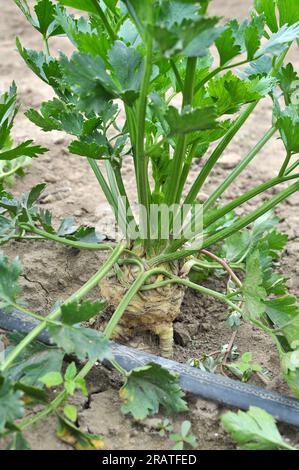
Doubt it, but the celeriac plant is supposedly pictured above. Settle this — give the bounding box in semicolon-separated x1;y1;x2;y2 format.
1;0;299;447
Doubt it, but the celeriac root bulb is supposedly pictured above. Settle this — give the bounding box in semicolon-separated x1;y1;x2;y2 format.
100;264;185;358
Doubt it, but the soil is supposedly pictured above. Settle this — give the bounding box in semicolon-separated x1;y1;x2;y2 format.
1;0;299;450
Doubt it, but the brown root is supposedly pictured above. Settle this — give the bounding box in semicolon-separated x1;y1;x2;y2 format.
99;264;185;358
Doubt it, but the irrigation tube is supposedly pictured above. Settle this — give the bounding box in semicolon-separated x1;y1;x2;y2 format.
1;309;299;428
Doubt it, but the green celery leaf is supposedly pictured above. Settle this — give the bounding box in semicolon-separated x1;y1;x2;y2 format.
215;22;241;66
8;348;64;389
222;230;251;263
48;325;112;362
122;0;153;34
108;40;144;94
68;140;108;159
276;109;299;155
120;362;188;420
34;0;63;37
222;406;294;450
60;300;106;325
0;140;47;161
208;72;275;115
259;23;299;56
278;64;299;100
59;52;117;113
165;106;217;135
266;296;299;348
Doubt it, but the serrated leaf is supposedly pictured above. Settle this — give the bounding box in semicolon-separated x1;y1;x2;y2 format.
165;106;217;135
60;300;106;325
281;349;299;397
108;40;144;93
278;63;299;99
208;72;275;115
266;296;299;347
215;23;241;66
8;348;64;389
259;23;299;56
276;109;299;155
222;230;251;262
120;362;188;420
48;325;111;362
222;406;294;450
34;0;63;37
0;140;47;161
68;141;108;159
59;52;116;113
57;217;78;237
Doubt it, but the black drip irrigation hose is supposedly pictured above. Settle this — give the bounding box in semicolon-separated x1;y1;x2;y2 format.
1;309;299;428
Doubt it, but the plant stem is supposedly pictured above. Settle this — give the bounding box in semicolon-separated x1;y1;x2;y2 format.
168;172;299;253
204;126;277;210
88;158;119;217
20;224;114;251
170;59;183;91
183;102;258;207
18;390;66;431
202;181;299;248
279;151;292;177
151;180;299;266
0;243;125;372
104;270;150;339
165;57;198;205
200;250;242;287
203;173;299;229
135;12;153;250
43;36;50;56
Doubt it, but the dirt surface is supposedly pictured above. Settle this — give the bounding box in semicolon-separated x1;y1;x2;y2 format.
1;0;299;450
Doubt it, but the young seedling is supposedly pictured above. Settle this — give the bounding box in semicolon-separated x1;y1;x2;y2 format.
170;420;198;450
226;352;262;382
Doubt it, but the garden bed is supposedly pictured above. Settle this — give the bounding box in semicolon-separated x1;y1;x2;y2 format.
1;0;299;450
